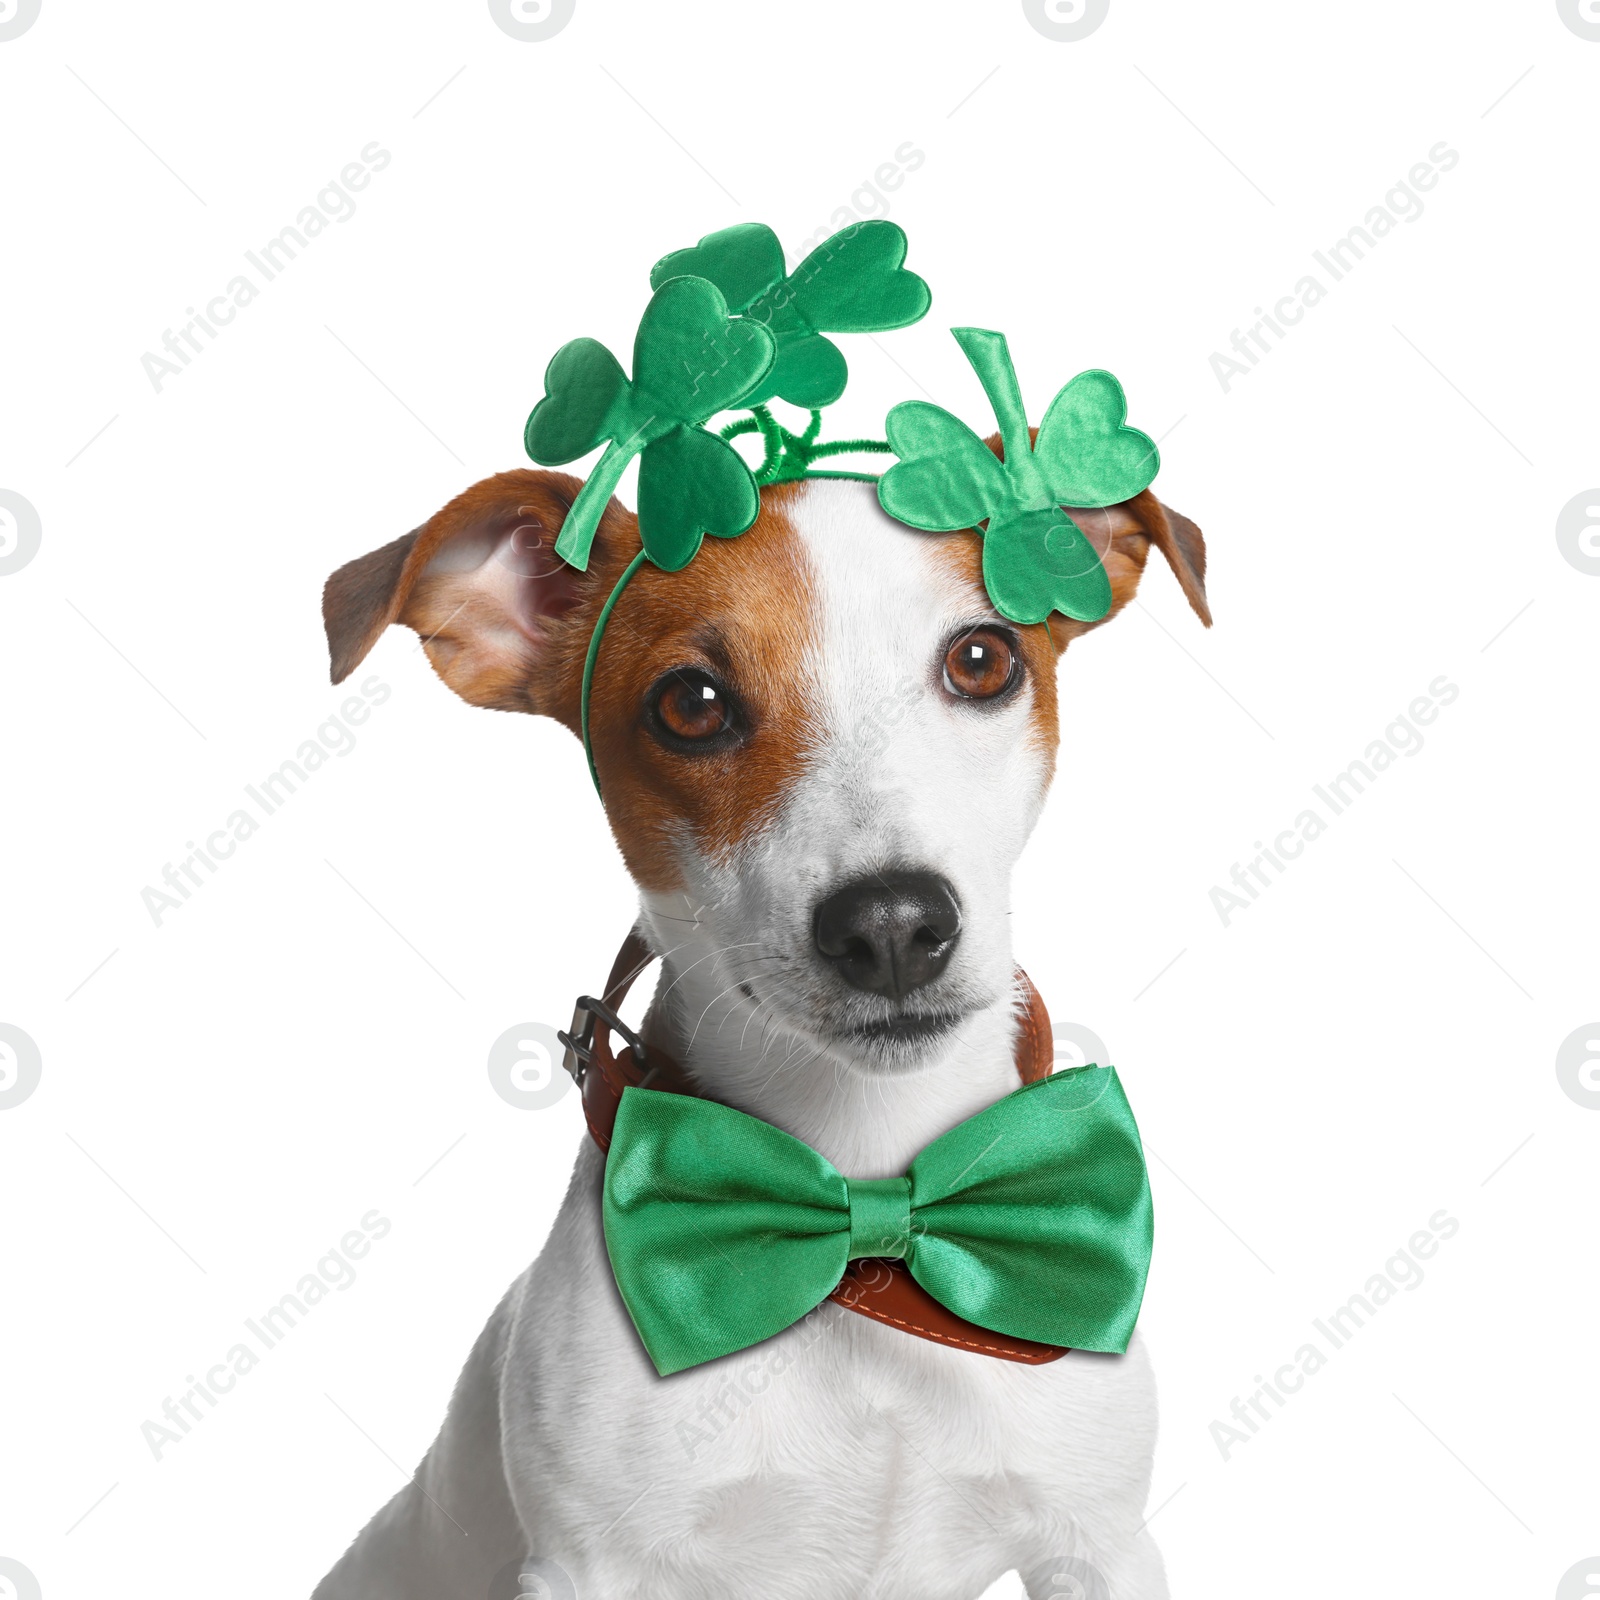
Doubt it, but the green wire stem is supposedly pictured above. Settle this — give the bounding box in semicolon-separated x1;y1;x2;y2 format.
580;548;648;798
808;437;891;459
751;404;785;483
722;405;888;483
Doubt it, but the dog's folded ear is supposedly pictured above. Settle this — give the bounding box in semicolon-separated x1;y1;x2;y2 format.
1049;490;1211;650
322;469;630;717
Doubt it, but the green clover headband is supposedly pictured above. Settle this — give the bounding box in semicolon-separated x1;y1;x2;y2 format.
522;221;1160;796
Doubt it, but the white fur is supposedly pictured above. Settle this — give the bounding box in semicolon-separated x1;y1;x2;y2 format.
315;482;1165;1600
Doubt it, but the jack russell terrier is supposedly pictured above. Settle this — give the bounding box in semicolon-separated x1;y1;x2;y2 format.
314;453;1209;1600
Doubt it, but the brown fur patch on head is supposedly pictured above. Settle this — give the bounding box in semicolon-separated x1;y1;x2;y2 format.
581;483;818;891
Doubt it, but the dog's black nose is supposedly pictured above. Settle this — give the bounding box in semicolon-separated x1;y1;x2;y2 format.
812;871;962;999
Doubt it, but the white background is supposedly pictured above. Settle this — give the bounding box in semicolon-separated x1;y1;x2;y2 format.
2;2;1597;1597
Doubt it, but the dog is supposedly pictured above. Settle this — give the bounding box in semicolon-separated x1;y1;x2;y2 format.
315;457;1209;1600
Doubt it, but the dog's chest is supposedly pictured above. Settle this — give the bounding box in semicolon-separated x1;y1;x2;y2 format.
644;1329;1040;1594
502;1157;1155;1600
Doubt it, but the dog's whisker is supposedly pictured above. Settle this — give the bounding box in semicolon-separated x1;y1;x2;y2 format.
752;1028;817;1094
748;1034;792;1091
656;941;771;1005
737;993;775;1052
719;954;787;972
714;987;769;1040
686;978;763;1052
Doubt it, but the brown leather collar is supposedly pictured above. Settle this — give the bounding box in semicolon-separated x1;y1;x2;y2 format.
561;931;1068;1366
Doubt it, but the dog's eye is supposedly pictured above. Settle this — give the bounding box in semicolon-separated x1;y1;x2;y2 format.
650;669;737;746
942;629;1019;701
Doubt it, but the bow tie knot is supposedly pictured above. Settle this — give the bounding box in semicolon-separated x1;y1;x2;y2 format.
847;1175;914;1261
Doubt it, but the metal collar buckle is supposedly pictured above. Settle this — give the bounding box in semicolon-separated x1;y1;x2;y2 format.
558;994;648;1089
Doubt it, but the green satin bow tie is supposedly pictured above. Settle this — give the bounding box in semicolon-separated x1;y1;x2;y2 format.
602;1065;1153;1376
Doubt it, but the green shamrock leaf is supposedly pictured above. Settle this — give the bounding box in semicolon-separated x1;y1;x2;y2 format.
524;338;628;463
982;506;1112;626
756;334;848;413
630;274;774;420
1034;370;1160;507
786;221;930;331
524;275;776;571
636;423;760;573
878;327;1158;625
647;221;785;319
878;401;1008;530
650;220;930;410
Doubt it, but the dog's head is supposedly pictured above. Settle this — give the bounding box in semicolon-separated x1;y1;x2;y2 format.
325;464;1207;1074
